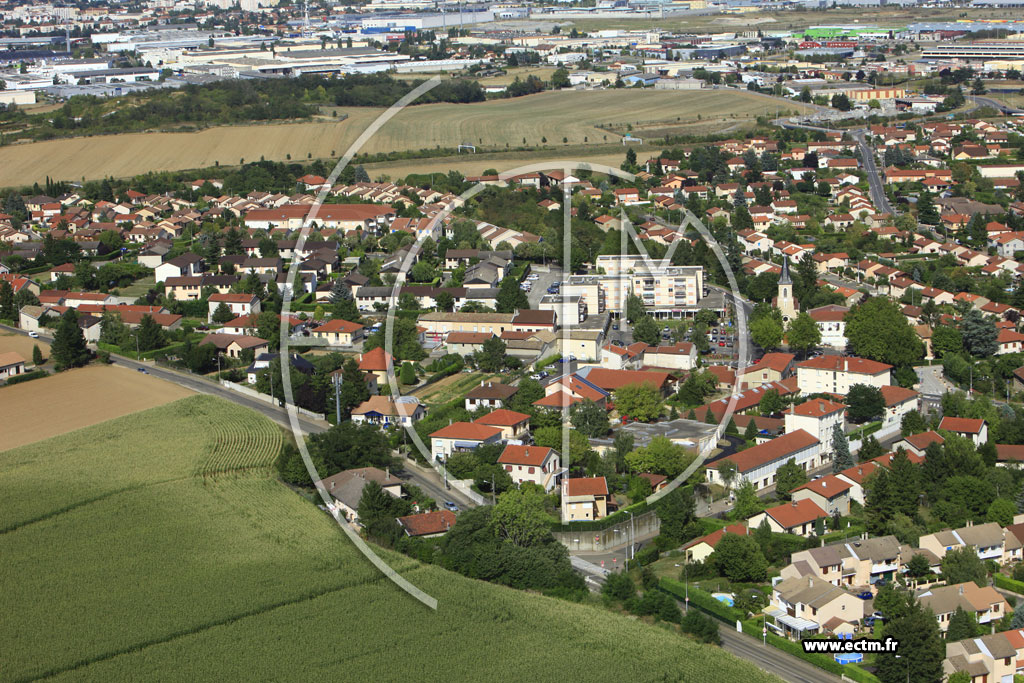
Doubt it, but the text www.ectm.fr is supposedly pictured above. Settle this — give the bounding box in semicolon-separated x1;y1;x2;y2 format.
802;637;899;654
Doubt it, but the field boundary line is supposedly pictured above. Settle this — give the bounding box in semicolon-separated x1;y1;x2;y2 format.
0;475;193;535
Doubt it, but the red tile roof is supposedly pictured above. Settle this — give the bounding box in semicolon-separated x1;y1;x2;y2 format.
792;475;853;498
683;523;748;551
880;385;918;407
837;462;880;485
565;477;608;496
938;416;985;434
903;430;944;451
582;368;671;391
429;421;503;441
764;499;828;529
397;509;456;536
996;444;1024;462
498;444;555;466
789;398;846;418
358;347;393;372
718;429;818;474
475;409;530;427
313;318;364;333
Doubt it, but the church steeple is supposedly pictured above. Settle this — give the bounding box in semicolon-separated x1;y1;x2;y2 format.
777;256;797;323
779;255;793;286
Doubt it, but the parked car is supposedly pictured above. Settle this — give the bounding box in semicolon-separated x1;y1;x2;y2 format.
443;501;459;512
856;591;873;600
612;323;619;331
530;373;542;381
28;330;39;338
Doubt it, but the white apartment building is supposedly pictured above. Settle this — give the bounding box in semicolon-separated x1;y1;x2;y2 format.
783;399;846;458
594;254;703;319
795;356;892;395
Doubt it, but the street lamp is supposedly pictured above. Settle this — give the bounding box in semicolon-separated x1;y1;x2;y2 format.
626;509;635;561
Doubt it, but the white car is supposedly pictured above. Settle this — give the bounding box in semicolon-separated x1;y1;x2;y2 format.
28;331;39;338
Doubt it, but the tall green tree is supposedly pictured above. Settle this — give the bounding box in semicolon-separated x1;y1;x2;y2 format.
960;309;998;358
614;382;663;422
844;297;923;368
211;301;234;324
50;309;90;371
786;312;821;358
832;424;853;472
496;276;528;313
0;280;14;320
941;547;988;587
874;599;944;683
489;486;549;548
774;459;807;500
135;314;166;352
633;314;660;346
710;532;768;582
847;384;885;423
570;399;611;438
750;315;783;351
657;486;696;543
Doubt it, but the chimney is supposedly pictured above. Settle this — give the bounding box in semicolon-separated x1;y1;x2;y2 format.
959;585;964;595
385;467;390;481
330;480;334;490
809;577;813;588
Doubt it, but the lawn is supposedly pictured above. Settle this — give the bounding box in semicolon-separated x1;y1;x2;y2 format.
0;394;781;682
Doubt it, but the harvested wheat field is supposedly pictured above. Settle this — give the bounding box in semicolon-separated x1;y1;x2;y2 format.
0;364;193;451
0;332;50;363
0;89;812;186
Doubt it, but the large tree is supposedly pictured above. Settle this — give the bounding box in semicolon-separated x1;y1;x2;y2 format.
960;309;998;358
570;399;610;438
941;546;988;587
846;384;885;423
625;436;694;477
844;297;924;368
786;312;821;358
710;532;768;582
0;279;14;320
613;382;663;422
135;314;166;352
496;276;528;313
750;314;783;351
50;309;90;371
633;314;660;346
832;423;853;472
657;486;696;542
774;458;807;500
874;598;944;683
488;486;549;548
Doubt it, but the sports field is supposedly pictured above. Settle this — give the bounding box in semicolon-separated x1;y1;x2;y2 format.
0;89;811;186
0;364;193;452
0;394;780;682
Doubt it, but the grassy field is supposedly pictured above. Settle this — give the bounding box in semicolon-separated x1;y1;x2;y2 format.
0;89;811;187
0;364;194;452
0;394;781;682
412;371;502;405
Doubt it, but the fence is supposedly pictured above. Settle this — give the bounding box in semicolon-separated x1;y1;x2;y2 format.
552;510;660;552
219;380;327;421
430;462;487;505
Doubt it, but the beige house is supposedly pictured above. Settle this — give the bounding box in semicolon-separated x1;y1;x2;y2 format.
944;631;1024;683
918;582;1009;634
417;311;515;341
561;477;609;521
207;292;260;323
310;318;364;346
918;522;1023;566
770;575;866;638
783;535;903;590
791;475;853;517
682;523;749;564
0;351;26;379
643;341;697;371
320;467;403;524
474;409;531;441
429;421;503;463
880;385;919;428
748;499;829;537
740;352;795;388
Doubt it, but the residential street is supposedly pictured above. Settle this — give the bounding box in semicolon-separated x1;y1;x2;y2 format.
851;129;895;216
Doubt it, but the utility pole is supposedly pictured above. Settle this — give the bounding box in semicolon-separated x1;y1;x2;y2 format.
334;372;342;424
626;509;635;561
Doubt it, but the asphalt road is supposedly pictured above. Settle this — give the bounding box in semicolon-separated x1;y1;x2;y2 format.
970;94;1024;116
0;323;474;509
852;129;895;216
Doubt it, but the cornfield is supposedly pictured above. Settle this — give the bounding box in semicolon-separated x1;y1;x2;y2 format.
0;395;781;683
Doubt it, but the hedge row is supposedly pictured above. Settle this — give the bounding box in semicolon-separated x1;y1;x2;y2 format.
994;574;1024;595
3;369;49;386
659;579;744;623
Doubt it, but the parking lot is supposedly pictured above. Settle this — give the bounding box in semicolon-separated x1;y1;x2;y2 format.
525;266;563;308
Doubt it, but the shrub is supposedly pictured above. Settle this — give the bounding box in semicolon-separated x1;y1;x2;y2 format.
681;610;721;645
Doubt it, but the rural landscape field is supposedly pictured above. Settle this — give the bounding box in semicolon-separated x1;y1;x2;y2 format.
0;89;810;187
0;394;779;682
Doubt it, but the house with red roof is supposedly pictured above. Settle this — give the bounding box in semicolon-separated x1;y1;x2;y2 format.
895;430;944;457
791;475;853;516
996;329;1024;355
358;347;393;385
207;292;260;323
835;462;881;505
474;408;531;440
741;352;796;388
795;356;892;395
707;429;821;492
599;341;648;370
642;341;697;371
465;381;519;411
748;499;829;537
429;422;503;462
682;523;748;563
397;509;456;538
311;318;364;347
535;374;610;411
880;385;919;428
498;444;562;491
806;305;849;349
561;477;609;521
939;416;988;446
577;367;674;396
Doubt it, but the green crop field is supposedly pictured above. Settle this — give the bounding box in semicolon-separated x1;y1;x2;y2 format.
0;394;780;682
